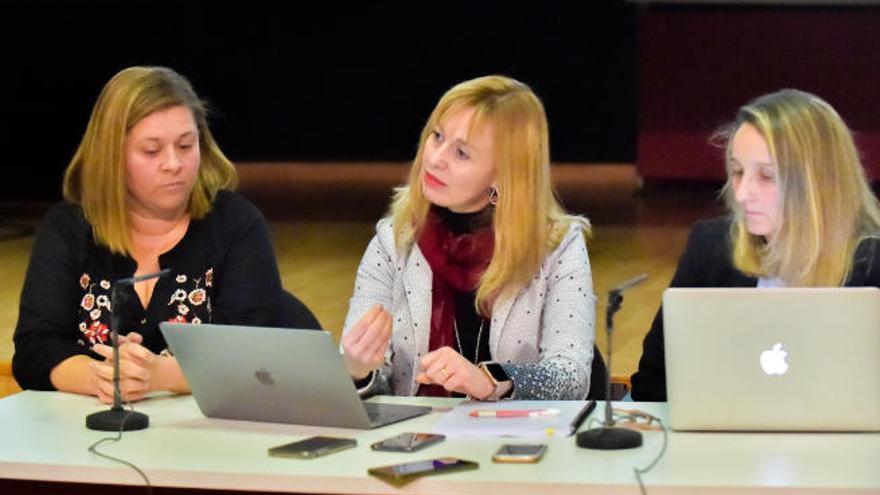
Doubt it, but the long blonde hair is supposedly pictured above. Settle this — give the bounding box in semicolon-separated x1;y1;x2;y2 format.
63;66;237;255
719;89;880;286
391;75;588;311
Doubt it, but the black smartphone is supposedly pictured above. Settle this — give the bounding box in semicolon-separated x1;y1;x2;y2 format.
368;457;478;481
370;433;446;452
267;436;357;459
492;444;547;463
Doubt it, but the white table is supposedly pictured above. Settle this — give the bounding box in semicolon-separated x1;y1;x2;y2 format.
0;391;877;494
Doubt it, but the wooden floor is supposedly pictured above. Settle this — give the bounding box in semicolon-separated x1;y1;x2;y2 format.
0;162;725;397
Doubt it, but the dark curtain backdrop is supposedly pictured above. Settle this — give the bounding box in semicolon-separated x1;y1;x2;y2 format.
0;1;637;201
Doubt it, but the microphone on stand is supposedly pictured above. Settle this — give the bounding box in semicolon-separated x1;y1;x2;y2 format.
86;268;171;432
577;273;648;450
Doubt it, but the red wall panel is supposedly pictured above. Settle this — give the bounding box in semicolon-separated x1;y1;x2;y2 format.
637;8;880;181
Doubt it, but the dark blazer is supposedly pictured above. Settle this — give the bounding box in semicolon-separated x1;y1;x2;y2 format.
630;216;880;401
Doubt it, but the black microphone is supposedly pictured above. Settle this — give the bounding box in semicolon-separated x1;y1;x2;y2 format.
577;273;648;450
86;268;171;431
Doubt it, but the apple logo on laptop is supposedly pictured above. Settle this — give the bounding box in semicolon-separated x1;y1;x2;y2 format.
254;367;275;385
759;342;789;375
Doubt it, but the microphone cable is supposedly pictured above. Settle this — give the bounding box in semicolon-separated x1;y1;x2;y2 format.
87;400;154;495
633;415;668;495
582;409;669;495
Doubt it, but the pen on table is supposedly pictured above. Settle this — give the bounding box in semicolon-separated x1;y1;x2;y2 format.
568;400;597;434
469;408;560;418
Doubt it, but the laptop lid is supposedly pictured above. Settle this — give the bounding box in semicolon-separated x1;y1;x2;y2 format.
159;323;430;429
663;287;880;431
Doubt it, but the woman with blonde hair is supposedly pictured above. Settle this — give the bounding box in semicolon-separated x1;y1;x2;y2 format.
13;66;292;403
631;89;880;401
341;75;596;400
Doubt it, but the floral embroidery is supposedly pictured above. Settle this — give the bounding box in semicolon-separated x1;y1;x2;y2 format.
166;270;213;324
74;267;215;347
77;271;111;346
85;320;109;344
96;295;110;309
169;289;187;304
188;288;206;306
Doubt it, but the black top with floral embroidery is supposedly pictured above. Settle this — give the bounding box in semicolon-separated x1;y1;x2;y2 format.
12;190;285;391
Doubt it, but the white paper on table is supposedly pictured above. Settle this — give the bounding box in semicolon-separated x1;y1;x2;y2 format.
431;400;593;438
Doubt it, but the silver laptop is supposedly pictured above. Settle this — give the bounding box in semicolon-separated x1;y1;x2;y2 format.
159;323;431;428
663;287;880;431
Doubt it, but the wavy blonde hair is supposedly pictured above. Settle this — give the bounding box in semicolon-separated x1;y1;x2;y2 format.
390;75;589;311
718;89;880;286
63;66;237;255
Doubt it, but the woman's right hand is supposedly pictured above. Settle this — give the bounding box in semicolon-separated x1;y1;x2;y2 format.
341;304;392;380
49;332;152;403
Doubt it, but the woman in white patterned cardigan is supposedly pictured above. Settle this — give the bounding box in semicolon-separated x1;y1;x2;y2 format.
341;76;596;400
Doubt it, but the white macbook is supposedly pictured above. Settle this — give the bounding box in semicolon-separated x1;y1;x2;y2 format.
663;287;880;431
159;323;431;428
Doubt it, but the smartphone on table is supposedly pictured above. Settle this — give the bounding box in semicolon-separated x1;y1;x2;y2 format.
268;436;357;459
368;457;478;482
370;432;445;452
492;444;547;463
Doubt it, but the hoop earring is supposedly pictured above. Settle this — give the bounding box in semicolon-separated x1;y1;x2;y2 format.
488;186;499;206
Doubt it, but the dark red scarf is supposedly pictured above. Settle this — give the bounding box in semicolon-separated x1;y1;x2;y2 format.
416;209;494;396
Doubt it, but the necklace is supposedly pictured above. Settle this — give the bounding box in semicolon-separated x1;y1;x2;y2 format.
453;318;484;364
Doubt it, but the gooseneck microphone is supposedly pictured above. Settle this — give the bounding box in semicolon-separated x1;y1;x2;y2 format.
86;268;171;432
577;273;648;450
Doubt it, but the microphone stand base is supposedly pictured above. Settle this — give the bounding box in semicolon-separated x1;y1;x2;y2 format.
576;426;643;450
86;408;149;431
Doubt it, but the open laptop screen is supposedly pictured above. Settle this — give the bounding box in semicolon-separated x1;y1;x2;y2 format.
663;287;880;431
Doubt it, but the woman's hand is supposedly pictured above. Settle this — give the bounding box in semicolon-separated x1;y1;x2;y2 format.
416;346;494;399
341;305;392;380
90;332;185;403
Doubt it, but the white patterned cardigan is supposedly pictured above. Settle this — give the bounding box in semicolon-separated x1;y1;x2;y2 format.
342;218;596;400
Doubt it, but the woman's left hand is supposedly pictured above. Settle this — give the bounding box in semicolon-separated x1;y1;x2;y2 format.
416;346;494;399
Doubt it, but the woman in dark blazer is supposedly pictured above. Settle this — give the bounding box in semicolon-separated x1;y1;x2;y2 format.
631;89;880;401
